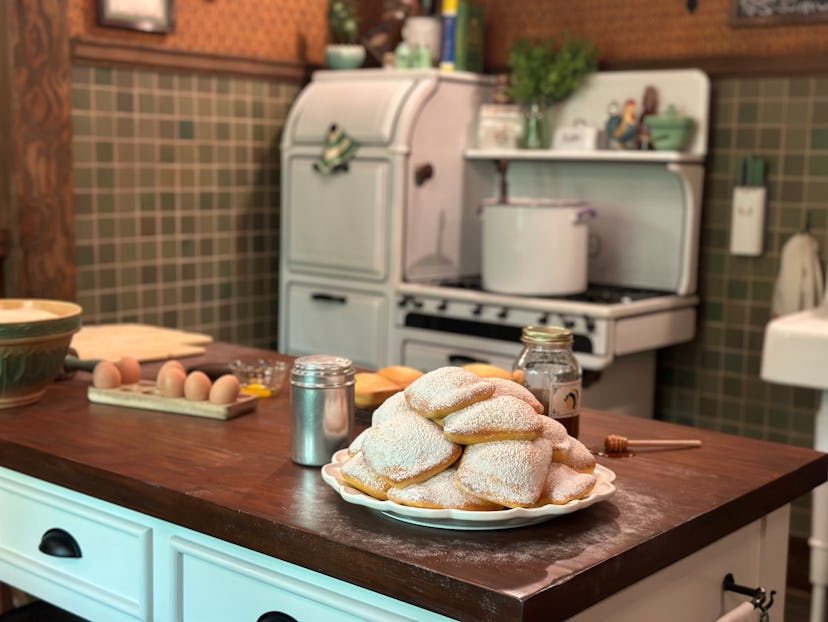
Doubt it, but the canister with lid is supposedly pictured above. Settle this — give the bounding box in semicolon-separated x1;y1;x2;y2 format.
290;354;355;466
513;326;582;437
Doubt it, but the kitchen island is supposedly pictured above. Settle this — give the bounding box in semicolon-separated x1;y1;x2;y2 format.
0;342;824;621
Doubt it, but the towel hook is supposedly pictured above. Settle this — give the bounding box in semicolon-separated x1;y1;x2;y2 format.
801;209;812;233
722;573;775;620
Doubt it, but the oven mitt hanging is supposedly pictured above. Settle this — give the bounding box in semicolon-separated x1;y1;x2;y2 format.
313;123;359;174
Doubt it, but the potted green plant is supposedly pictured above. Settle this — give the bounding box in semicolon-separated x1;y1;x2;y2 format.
326;0;365;70
508;35;598;148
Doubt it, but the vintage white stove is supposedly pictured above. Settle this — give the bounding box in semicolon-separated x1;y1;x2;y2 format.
279;68;710;418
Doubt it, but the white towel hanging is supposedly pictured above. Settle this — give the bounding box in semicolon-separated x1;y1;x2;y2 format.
714;601;762;622
771;232;824;317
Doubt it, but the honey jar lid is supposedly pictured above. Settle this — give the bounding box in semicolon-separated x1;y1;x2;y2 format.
520;325;573;345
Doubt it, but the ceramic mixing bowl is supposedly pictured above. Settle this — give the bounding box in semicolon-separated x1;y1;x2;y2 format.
0;299;82;408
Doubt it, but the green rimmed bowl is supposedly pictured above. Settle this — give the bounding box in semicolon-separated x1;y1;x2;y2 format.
0;299;82;408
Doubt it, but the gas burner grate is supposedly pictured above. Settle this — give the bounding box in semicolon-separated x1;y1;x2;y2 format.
429;278;671;304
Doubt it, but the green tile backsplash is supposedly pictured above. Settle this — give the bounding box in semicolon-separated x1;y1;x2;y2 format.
71;64;298;348
656;76;828;538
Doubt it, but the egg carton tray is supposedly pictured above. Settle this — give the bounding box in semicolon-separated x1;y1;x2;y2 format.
88;380;258;420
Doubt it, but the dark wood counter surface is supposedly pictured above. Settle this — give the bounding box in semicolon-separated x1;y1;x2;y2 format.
0;342;825;621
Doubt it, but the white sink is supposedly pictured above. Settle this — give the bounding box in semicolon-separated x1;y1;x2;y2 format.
761;305;828;391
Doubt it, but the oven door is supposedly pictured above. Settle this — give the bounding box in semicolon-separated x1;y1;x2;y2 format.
397;330;521;372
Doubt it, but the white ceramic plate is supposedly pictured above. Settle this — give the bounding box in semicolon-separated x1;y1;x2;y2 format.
321;450;616;530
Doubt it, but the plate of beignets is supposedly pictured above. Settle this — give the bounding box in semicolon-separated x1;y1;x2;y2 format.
322;450;615;530
320;366;616;530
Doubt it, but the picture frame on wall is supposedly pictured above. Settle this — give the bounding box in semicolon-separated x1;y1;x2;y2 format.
98;0;175;34
730;0;828;27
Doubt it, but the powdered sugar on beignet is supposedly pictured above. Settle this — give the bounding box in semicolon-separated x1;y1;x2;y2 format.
537;415;572;460
341;451;391;500
404;367;495;419
487;377;544;414
442;395;543;445
456;437;553;508
557;436;596;473
348;427;371;457
537;462;596;505
387;468;502;511
371;390;413;427
362;409;462;487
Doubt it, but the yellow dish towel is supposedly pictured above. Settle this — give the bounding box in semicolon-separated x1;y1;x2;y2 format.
771;232;824;317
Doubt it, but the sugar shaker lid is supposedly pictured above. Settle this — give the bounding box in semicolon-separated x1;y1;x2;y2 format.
291;354;355;388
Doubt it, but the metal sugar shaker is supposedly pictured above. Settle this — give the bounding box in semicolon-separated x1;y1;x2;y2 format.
290;354;355;466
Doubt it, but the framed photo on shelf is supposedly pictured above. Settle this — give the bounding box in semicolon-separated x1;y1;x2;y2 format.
730;0;828;27
98;0;175;34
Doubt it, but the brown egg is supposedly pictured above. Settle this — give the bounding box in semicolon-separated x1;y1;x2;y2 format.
93;361;122;389
159;367;186;398
209;374;241;405
156;360;186;387
115;356;141;384
184;371;212;401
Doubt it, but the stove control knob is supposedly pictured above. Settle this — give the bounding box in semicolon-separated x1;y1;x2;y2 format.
472;304;483;316
437;300;448;311
563;318;576;329
498;307;509;319
585;317;596;332
538;312;550;324
413;298;424;309
397;295;411;308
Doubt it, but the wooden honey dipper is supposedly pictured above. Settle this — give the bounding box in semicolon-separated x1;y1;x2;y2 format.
604;434;702;454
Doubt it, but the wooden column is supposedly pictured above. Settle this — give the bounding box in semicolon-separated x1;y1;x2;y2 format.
0;0;75;300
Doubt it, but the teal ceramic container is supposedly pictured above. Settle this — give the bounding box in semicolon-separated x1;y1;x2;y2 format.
644;106;695;151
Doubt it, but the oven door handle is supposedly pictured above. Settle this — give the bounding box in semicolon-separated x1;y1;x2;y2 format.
448;354;490;367
310;292;347;304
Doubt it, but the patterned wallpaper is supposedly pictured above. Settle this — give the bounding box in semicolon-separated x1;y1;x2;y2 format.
67;0;329;65
68;0;828;70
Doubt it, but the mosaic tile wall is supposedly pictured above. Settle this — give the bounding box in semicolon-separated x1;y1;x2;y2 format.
71;65;300;348
656;76;828;538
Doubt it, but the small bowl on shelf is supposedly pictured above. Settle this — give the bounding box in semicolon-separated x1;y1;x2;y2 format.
644;105;695;151
230;359;289;398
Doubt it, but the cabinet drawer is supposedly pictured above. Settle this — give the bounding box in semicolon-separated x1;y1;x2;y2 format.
285;283;386;369
171;536;451;622
285;156;389;280
0;469;152;621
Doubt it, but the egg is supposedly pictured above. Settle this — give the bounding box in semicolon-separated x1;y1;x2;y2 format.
159;367;186;398
115;356;141;384
92;361;122;389
156;360;186;387
209;374;241;405
184;371;212;402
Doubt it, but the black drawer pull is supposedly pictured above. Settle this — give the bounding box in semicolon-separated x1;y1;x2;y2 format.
257;613;298;622
310;292;347;304
39;528;82;558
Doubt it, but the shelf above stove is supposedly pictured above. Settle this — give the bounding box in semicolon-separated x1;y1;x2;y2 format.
464;148;705;164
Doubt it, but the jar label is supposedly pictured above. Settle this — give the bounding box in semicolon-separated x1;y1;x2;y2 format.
550;380;580;417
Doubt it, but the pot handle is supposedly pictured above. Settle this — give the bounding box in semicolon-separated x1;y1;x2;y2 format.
574;207;596;224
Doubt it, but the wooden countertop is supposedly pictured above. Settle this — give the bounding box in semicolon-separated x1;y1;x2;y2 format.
0;342;825;621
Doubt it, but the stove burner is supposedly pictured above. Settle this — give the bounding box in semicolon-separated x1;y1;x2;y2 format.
430;277;670;304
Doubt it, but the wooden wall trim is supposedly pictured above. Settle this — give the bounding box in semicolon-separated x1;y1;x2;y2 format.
71;37;308;82
7;0;75;301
